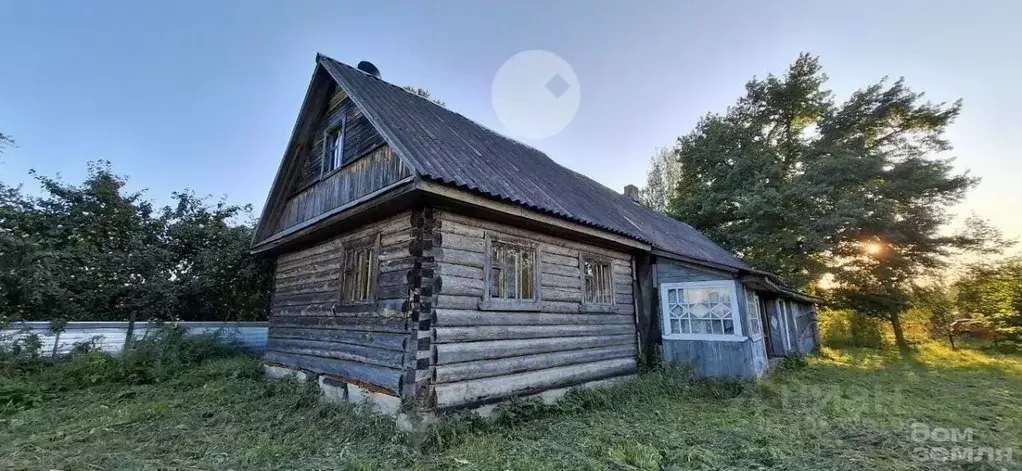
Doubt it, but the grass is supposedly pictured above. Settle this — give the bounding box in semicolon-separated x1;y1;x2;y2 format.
2;340;1021;470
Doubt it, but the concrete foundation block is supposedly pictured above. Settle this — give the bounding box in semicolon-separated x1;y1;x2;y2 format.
319;376;348;404
348;383;402;417
264;364;309;382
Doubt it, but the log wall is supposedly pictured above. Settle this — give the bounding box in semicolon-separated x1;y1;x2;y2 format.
266;211;419;396
420;210;639;410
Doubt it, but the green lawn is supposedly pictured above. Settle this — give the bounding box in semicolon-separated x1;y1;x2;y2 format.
2;343;1021;470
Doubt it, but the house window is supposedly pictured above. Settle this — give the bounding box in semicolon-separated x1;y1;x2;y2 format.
660;281;744;340
487;239;536;301
583;256;613;305
323;122;345;174
340;243;376;304
745;289;764;339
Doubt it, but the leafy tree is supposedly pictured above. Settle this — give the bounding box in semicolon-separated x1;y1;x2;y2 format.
955;258;1022;342
0;162;272;323
664;53;995;349
403;86;445;106
640;147;682;213
0;133;13;153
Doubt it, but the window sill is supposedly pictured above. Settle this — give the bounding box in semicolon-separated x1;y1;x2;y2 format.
478;299;542;312
662;334;748;342
749;333;765;342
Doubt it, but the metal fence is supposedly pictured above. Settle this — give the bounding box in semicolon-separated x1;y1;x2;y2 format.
1;321;268;355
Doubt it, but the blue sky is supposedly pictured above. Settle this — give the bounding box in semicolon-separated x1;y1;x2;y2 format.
1;1;1019;239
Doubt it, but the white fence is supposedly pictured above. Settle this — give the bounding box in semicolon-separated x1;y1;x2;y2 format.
1;321;269;356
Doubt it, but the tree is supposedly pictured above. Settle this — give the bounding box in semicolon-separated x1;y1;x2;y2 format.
0;162;272;322
0;133;13;153
955;258;1022;342
640;147;682;213
403;86;445;106
664;53;991;349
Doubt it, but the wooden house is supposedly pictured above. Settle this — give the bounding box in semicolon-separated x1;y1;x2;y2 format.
252;55;819;416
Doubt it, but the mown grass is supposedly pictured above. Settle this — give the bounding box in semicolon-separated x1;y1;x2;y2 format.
2;340;1021;470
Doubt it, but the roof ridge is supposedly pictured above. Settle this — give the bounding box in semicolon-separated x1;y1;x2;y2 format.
321;55;561;166
318;54;751;271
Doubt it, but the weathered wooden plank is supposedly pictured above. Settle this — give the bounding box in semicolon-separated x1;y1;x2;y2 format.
438;211;634;261
376;283;410;301
379;256;416;274
436;295;481;310
274;269;339;290
434;345;636;384
614;282;633;296
270;299;405;317
543;263;581;278
269;327;407;351
433;324;635;343
437;218;485;238
275;259;341;280
433;358;636;408
615;293;633;306
274;279;340;296
541;252;578;268
267;338;405;369
265;351;403;394
380;228;414;248
272;291;337;307
441;232;485;253
276;250;342;273
433;309;634;326
541;287;583;303
436;247;486;268
277;238;344;265
541;273;582;289
438;275;485;297
437;264;484;280
433;334;634;364
273;315;409;333
274;146;411;233
612;263;631;276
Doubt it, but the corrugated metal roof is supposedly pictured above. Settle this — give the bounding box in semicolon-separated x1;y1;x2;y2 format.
319;56;749;270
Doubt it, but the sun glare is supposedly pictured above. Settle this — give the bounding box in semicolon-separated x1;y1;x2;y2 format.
864;242;883;255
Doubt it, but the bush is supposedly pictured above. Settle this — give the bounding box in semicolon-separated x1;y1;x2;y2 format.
820;309;885;349
25;325;249;392
0;378;43;414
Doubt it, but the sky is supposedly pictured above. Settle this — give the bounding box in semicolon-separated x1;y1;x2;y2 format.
1;1;1020;240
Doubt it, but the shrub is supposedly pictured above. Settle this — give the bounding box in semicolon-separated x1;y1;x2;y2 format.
820;309;885;349
777;352;809;370
0;378;43;414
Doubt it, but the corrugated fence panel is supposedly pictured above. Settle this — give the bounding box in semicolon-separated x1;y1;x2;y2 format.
0;321;268;356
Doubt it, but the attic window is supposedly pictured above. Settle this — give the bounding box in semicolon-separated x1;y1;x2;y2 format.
323;120;345;174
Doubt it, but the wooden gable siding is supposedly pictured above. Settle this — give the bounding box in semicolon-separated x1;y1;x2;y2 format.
275;145;411;234
265;211;418;395
418;210;638;410
264;82;411;237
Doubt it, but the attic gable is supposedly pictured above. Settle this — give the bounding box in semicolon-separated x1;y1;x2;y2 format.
253;60;415;245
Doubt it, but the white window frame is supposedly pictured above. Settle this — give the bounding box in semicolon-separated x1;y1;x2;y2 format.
745;289;764;341
660;280;745;342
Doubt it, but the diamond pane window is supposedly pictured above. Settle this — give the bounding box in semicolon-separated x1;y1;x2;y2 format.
660;282;742;338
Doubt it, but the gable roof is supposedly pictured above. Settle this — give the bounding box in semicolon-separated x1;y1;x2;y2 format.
317;55;750;271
